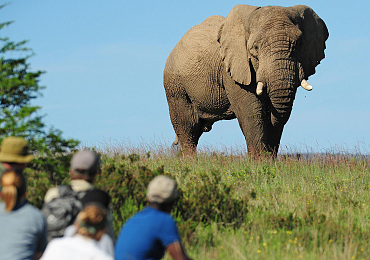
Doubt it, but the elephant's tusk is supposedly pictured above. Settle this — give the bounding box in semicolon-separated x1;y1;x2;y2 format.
301;79;313;91
256;82;264;95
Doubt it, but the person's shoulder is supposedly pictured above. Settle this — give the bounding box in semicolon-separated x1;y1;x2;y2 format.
44;185;78;202
44;186;59;203
45;236;69;250
146;207;175;221
23;203;46;220
92;245;114;260
73;235;113;260
22;202;40;213
94;250;113;260
47;236;64;245
15;203;47;230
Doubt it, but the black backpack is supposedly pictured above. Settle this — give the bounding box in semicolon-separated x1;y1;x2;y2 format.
42;185;86;241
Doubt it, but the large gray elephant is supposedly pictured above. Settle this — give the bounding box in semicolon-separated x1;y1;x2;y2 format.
164;5;328;156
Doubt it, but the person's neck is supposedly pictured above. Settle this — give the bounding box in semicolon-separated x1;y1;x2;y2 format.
148;202;160;210
13;198;27;210
2;162;26;171
147;202;172;213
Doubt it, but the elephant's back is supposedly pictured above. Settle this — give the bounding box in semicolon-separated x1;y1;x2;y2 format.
177;15;224;52
186;15;225;39
164;15;224;78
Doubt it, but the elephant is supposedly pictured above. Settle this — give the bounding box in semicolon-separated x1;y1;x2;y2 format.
163;5;328;156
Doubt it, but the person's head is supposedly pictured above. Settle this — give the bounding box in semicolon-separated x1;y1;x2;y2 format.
0;169;27;211
0;137;33;171
146;175;179;212
70;150;100;183
74;205;107;241
81;189;110;210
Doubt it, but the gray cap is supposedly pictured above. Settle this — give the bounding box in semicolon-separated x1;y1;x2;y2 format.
71;150;100;176
147;175;179;204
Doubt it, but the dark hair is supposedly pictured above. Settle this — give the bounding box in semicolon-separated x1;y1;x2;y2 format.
81;189;110;209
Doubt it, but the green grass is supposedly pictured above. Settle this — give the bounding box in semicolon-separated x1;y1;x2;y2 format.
24;144;369;260
120;150;368;260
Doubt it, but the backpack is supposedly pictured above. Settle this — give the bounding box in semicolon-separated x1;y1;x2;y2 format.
42;185;86;241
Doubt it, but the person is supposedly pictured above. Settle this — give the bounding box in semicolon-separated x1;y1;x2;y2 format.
63;189;114;256
44;150;102;203
40;204;113;260
0;136;34;174
43;150;114;243
115;175;191;260
0;169;47;260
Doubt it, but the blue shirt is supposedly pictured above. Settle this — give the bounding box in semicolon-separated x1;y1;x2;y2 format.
0;201;47;260
115;207;181;260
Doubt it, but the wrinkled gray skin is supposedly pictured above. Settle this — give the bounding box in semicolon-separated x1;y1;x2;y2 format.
164;5;328;156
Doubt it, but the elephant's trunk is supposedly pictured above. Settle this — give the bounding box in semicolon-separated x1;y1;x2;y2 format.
261;58;299;153
269;86;296;127
265;57;298;125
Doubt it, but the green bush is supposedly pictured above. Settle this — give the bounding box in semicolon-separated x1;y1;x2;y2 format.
24;170;53;209
174;171;248;241
93;154;248;237
95;154;163;234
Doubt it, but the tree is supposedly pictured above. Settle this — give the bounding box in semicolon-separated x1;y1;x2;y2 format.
0;6;79;181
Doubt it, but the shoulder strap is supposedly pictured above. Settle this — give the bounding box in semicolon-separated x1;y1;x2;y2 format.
57;185;75;197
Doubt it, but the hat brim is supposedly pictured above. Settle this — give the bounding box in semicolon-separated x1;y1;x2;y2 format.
0;153;34;164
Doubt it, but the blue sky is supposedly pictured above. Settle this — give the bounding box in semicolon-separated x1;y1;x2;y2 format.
2;0;369;153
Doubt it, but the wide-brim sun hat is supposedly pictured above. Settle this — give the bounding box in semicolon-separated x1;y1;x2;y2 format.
147;175;179;204
0;137;34;163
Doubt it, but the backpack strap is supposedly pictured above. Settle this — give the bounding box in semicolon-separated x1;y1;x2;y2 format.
57;185;87;199
57;185;74;197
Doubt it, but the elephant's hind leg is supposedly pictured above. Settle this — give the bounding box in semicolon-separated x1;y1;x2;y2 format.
166;93;203;156
171;120;213;156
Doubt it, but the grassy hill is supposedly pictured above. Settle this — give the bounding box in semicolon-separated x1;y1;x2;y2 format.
25;147;369;260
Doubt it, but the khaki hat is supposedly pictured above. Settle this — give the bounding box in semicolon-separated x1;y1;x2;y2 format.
71;150;100;176
0;137;33;164
147;175;179;204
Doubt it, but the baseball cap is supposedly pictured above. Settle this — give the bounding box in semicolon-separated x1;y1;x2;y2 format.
147;175;179;204
0;137;33;163
71;150;100;176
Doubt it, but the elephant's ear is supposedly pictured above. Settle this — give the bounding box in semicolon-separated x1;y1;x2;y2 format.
290;5;329;78
218;5;259;86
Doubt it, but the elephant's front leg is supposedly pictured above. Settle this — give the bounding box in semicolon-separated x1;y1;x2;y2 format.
268;125;284;156
226;84;271;155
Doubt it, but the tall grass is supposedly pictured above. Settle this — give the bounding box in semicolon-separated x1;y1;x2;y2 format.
25;142;369;260
109;143;368;260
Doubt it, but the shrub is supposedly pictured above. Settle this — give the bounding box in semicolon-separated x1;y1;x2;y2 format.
93;154;249;237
